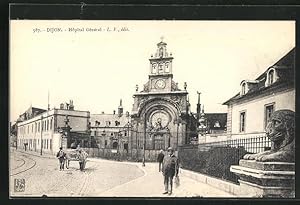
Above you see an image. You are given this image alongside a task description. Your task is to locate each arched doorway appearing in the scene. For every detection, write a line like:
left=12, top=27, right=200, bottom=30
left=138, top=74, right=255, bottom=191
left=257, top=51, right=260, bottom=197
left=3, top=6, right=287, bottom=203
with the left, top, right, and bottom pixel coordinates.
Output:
left=112, top=141, right=118, bottom=149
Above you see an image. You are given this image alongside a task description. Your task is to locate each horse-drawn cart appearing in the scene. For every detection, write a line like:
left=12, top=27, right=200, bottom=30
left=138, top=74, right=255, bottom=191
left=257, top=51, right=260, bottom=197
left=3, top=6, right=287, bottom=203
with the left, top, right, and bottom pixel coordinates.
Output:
left=65, top=149, right=88, bottom=170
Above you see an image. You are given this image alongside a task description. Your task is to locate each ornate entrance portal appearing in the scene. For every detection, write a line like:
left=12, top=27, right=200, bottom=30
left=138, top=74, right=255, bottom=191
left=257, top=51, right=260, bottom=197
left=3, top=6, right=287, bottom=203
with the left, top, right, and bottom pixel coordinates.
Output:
left=130, top=39, right=191, bottom=161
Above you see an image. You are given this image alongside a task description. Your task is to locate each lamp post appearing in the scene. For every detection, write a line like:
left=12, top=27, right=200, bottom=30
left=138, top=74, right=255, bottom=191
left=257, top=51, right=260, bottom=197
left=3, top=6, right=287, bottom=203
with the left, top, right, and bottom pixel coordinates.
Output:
left=142, top=116, right=146, bottom=167
left=198, top=115, right=207, bottom=143
left=40, top=115, right=43, bottom=155
left=174, top=118, right=181, bottom=151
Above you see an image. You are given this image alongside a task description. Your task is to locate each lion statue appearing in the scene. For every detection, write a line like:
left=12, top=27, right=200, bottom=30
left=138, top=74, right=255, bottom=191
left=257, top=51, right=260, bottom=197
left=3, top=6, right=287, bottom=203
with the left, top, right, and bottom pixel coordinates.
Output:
left=243, top=109, right=294, bottom=162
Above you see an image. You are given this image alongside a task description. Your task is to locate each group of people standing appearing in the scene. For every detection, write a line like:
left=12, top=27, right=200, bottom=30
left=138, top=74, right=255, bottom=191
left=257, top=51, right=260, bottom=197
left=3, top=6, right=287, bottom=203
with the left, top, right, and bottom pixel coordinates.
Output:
left=157, top=147, right=180, bottom=195
left=56, top=147, right=87, bottom=171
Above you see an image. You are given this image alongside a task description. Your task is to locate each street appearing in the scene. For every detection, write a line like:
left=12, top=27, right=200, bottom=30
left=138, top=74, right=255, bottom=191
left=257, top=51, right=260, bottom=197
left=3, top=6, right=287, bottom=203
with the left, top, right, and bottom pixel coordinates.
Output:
left=10, top=149, right=233, bottom=197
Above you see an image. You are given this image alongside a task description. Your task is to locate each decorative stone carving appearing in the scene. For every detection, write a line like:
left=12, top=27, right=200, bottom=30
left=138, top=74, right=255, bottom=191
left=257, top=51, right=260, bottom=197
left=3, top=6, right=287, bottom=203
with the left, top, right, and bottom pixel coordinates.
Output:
left=243, top=109, right=295, bottom=162
left=143, top=82, right=149, bottom=92
left=170, top=95, right=182, bottom=107
left=171, top=80, right=180, bottom=91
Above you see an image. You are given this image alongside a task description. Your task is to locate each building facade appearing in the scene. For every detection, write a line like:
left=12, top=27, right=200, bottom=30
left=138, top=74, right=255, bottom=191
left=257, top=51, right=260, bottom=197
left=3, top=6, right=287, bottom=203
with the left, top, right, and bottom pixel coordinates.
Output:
left=16, top=102, right=90, bottom=155
left=90, top=100, right=131, bottom=152
left=131, top=40, right=195, bottom=161
left=223, top=48, right=295, bottom=139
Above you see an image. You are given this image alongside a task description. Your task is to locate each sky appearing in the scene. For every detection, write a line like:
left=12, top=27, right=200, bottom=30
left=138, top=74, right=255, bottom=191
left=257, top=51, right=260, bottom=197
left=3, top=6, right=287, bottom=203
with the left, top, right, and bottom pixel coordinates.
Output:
left=10, top=20, right=295, bottom=122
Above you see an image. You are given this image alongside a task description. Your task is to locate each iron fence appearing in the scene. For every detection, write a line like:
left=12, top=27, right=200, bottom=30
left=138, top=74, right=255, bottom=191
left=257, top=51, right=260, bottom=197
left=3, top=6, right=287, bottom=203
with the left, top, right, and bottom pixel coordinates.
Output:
left=198, top=135, right=272, bottom=153
left=178, top=135, right=271, bottom=184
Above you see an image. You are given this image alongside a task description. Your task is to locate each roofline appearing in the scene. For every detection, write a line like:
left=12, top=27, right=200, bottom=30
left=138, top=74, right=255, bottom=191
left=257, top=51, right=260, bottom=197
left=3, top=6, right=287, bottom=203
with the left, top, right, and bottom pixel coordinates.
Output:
left=223, top=82, right=294, bottom=105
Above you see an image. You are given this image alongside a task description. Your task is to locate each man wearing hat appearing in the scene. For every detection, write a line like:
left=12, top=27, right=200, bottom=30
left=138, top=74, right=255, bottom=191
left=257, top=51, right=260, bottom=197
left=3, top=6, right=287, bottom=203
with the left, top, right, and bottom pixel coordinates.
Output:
left=56, top=147, right=66, bottom=171
left=162, top=147, right=179, bottom=195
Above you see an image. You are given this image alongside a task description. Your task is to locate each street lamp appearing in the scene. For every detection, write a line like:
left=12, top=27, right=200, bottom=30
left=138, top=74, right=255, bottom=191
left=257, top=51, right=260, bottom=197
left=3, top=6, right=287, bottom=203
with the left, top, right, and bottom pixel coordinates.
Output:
left=142, top=116, right=146, bottom=167
left=198, top=115, right=207, bottom=143
left=174, top=118, right=182, bottom=151
left=40, top=115, right=43, bottom=155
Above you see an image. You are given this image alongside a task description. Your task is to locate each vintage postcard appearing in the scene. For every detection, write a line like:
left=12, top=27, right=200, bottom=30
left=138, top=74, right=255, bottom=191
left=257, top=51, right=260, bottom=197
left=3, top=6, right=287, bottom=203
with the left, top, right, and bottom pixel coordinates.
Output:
left=9, top=20, right=295, bottom=198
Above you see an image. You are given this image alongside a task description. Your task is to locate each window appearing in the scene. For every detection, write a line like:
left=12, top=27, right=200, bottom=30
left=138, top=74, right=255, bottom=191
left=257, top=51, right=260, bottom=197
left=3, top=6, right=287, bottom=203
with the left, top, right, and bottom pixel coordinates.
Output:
left=47, top=120, right=49, bottom=130
left=50, top=118, right=53, bottom=130
left=214, top=121, right=221, bottom=128
left=104, top=140, right=107, bottom=147
left=112, top=142, right=118, bottom=149
left=268, top=70, right=274, bottom=85
left=241, top=83, right=246, bottom=95
left=165, top=62, right=170, bottom=72
left=115, top=121, right=120, bottom=126
left=265, top=103, right=275, bottom=128
left=106, top=121, right=111, bottom=126
left=124, top=143, right=128, bottom=151
left=50, top=139, right=52, bottom=150
left=124, top=131, right=127, bottom=136
left=239, top=111, right=246, bottom=132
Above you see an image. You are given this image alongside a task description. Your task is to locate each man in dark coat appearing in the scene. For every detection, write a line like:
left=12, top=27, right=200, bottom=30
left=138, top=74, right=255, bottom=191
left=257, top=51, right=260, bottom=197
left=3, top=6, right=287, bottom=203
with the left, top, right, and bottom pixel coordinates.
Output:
left=162, top=147, right=179, bottom=195
left=157, top=149, right=165, bottom=172
left=56, top=147, right=65, bottom=171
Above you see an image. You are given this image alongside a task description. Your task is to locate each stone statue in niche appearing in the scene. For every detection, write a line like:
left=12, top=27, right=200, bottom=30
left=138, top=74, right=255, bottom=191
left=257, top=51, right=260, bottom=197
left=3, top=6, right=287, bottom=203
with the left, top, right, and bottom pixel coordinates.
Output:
left=243, top=109, right=295, bottom=162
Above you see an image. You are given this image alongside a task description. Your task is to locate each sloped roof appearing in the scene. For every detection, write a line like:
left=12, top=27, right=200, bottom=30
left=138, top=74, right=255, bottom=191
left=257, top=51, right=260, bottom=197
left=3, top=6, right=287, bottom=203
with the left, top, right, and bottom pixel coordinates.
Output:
left=90, top=113, right=130, bottom=127
left=223, top=48, right=295, bottom=105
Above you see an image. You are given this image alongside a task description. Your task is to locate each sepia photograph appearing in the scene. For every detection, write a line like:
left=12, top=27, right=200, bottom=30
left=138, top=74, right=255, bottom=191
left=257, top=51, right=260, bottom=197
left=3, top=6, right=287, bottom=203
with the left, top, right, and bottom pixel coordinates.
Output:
left=9, top=20, right=295, bottom=198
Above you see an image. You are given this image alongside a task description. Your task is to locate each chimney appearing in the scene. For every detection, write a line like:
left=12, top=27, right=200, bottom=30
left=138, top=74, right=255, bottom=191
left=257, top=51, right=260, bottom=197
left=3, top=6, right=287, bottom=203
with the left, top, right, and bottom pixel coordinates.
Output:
left=118, top=99, right=123, bottom=117
left=69, top=100, right=74, bottom=110
left=60, top=103, right=64, bottom=109
left=196, top=92, right=201, bottom=121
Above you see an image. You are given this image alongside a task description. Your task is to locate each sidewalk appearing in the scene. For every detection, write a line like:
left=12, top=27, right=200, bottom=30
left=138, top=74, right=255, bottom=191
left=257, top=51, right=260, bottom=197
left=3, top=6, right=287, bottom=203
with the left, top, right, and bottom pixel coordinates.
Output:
left=95, top=159, right=234, bottom=197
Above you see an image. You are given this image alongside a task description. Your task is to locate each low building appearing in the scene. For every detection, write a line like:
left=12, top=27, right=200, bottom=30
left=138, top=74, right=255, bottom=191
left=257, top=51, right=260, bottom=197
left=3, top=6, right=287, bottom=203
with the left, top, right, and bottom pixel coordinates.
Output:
left=16, top=101, right=90, bottom=155
left=223, top=48, right=295, bottom=139
left=197, top=110, right=227, bottom=143
left=90, top=100, right=131, bottom=153
left=90, top=100, right=132, bottom=159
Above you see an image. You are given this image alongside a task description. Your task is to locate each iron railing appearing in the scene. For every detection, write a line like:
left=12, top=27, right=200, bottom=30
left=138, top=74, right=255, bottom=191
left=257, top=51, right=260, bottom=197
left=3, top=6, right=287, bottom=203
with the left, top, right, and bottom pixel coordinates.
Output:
left=178, top=135, right=271, bottom=184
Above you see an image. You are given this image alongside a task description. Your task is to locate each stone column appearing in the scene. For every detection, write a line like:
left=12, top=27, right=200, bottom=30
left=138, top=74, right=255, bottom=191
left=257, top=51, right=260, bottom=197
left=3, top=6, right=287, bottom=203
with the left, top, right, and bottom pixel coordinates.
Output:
left=230, top=159, right=295, bottom=197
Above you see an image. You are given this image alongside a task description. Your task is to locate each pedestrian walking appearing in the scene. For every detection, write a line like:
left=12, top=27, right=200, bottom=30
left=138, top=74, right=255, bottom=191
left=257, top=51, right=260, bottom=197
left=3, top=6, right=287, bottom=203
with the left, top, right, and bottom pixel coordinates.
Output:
left=162, top=147, right=179, bottom=195
left=77, top=150, right=85, bottom=171
left=64, top=152, right=70, bottom=169
left=157, top=149, right=165, bottom=172
left=56, top=147, right=65, bottom=171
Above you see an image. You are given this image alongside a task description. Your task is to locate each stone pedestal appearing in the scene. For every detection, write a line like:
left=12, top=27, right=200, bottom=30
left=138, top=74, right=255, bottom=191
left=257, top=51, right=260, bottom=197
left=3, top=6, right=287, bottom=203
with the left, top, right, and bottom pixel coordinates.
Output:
left=230, top=159, right=295, bottom=198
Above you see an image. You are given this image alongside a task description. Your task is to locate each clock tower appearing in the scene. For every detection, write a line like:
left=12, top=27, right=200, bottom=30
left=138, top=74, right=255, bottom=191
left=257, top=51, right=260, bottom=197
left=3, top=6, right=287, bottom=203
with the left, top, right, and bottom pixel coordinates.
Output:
left=131, top=38, right=191, bottom=162
left=148, top=39, right=174, bottom=92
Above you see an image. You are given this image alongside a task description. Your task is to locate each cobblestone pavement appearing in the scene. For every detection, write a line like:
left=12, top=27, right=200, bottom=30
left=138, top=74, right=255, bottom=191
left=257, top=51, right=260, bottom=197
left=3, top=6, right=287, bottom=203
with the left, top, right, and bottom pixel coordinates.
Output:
left=9, top=149, right=233, bottom=197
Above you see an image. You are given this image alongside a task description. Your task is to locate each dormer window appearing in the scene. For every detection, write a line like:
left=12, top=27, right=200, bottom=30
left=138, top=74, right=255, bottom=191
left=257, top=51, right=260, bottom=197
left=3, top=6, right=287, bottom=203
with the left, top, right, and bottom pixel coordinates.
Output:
left=241, top=83, right=246, bottom=95
left=268, top=70, right=274, bottom=84
left=240, top=81, right=248, bottom=96
left=266, top=68, right=277, bottom=87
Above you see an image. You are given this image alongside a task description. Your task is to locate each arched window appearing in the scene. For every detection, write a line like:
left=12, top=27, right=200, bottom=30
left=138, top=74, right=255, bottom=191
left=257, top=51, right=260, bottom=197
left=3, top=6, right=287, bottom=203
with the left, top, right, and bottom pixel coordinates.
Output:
left=112, top=142, right=118, bottom=149
left=268, top=69, right=274, bottom=85
left=241, top=82, right=246, bottom=95
left=266, top=68, right=277, bottom=87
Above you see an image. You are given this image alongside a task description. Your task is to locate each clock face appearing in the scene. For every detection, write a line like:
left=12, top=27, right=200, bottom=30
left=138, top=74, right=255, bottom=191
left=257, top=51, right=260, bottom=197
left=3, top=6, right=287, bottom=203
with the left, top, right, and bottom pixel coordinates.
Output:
left=155, top=79, right=166, bottom=89
left=151, top=111, right=169, bottom=128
